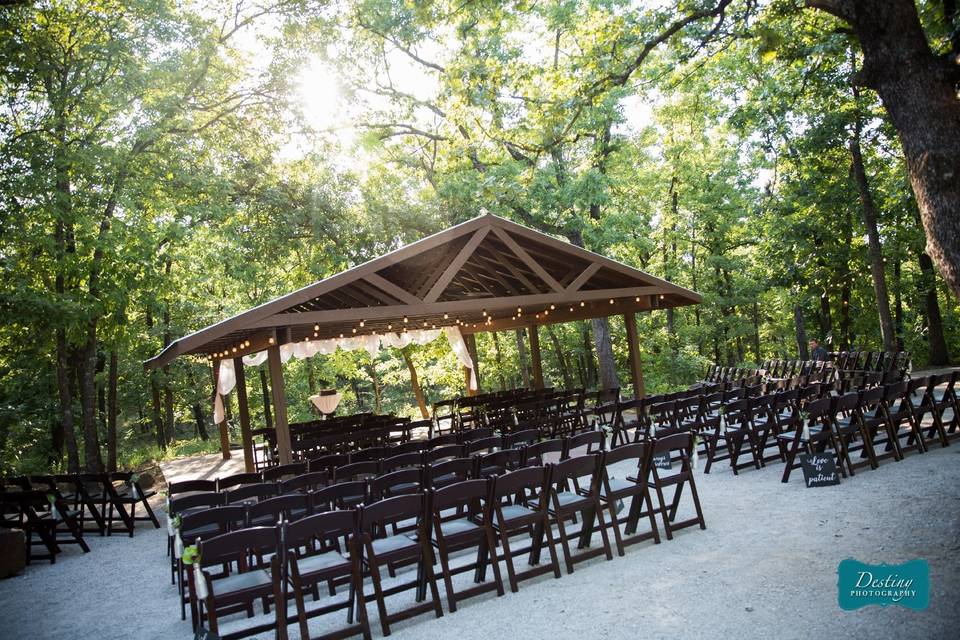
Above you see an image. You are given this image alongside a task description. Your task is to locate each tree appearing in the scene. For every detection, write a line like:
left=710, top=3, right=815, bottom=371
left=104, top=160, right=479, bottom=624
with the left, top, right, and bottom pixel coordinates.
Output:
left=806, top=0, right=960, bottom=298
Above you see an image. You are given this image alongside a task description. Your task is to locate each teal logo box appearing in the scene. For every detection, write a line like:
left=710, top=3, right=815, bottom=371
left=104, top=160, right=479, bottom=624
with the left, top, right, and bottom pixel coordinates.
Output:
left=837, top=559, right=929, bottom=610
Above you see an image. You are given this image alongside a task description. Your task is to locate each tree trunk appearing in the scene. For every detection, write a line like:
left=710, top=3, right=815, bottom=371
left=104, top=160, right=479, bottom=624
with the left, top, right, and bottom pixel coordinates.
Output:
left=794, top=304, right=809, bottom=360
left=893, top=257, right=905, bottom=350
left=919, top=251, right=950, bottom=365
left=350, top=380, right=365, bottom=412
left=107, top=350, right=118, bottom=471
left=307, top=359, right=316, bottom=394
left=546, top=325, right=573, bottom=389
left=840, top=283, right=852, bottom=351
left=464, top=333, right=481, bottom=392
left=192, top=403, right=208, bottom=441
left=78, top=329, right=104, bottom=472
left=259, top=367, right=273, bottom=429
left=592, top=317, right=620, bottom=391
left=96, top=352, right=106, bottom=447
left=401, top=347, right=429, bottom=418
left=752, top=302, right=762, bottom=363
left=581, top=323, right=597, bottom=387
left=368, top=364, right=382, bottom=413
left=849, top=102, right=896, bottom=352
left=490, top=332, right=507, bottom=391
left=840, top=204, right=853, bottom=351
left=810, top=0, right=960, bottom=297
left=818, top=292, right=833, bottom=345
left=146, top=310, right=166, bottom=451
left=55, top=330, right=80, bottom=473
left=515, top=329, right=531, bottom=388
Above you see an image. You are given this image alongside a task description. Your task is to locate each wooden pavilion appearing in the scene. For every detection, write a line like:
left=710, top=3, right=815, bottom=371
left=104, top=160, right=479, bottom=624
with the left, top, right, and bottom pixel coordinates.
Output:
left=145, top=214, right=701, bottom=470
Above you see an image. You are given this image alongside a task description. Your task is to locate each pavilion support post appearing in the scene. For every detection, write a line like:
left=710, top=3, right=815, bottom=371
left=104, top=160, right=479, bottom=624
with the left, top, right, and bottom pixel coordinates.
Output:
left=624, top=312, right=646, bottom=400
left=267, top=345, right=292, bottom=465
left=463, top=367, right=475, bottom=397
left=212, top=360, right=231, bottom=460
left=233, top=357, right=255, bottom=473
left=527, top=325, right=544, bottom=390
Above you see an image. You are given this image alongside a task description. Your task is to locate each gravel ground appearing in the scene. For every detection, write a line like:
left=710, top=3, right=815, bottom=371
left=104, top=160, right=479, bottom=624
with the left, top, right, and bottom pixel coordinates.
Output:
left=3, top=432, right=958, bottom=639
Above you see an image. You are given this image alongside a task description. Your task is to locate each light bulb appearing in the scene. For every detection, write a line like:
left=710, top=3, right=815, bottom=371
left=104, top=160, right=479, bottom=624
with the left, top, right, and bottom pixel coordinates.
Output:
left=579, top=301, right=585, bottom=307
left=443, top=313, right=449, bottom=319
left=550, top=304, right=555, bottom=310
left=359, top=320, right=365, bottom=327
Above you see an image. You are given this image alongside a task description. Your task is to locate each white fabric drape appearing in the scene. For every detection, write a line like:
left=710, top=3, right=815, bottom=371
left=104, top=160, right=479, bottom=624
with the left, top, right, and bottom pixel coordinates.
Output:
left=443, top=326, right=478, bottom=391
left=242, top=351, right=268, bottom=367
left=217, top=359, right=236, bottom=395
left=220, top=327, right=465, bottom=407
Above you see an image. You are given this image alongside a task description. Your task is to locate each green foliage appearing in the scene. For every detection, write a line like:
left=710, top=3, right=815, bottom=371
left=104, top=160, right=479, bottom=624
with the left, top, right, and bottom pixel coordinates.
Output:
left=0, top=1, right=956, bottom=475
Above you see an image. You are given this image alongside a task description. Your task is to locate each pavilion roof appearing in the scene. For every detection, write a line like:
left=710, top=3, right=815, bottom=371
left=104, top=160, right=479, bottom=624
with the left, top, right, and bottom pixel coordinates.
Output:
left=144, top=214, right=700, bottom=370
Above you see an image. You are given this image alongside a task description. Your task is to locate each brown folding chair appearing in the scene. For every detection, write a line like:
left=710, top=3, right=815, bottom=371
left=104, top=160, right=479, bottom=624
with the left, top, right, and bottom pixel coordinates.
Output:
left=191, top=526, right=286, bottom=640
left=357, top=493, right=443, bottom=636
left=283, top=510, right=370, bottom=640
left=429, top=479, right=504, bottom=612
left=542, top=455, right=612, bottom=573
left=104, top=471, right=160, bottom=536
left=647, top=433, right=706, bottom=539
left=485, top=465, right=561, bottom=593
left=595, top=442, right=660, bottom=555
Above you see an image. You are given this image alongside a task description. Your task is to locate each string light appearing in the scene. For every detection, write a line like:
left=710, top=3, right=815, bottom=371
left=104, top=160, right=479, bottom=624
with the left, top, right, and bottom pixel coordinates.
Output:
left=443, top=313, right=449, bottom=320
left=579, top=301, right=585, bottom=307
left=609, top=299, right=615, bottom=305
left=244, top=340, right=250, bottom=347
left=359, top=320, right=365, bottom=328
left=482, top=309, right=487, bottom=317
left=423, top=320, right=428, bottom=327
left=314, top=324, right=320, bottom=331
left=635, top=296, right=640, bottom=302
left=535, top=313, right=541, bottom=319
left=659, top=295, right=665, bottom=300
left=339, top=333, right=344, bottom=338
left=431, top=324, right=436, bottom=329
left=403, top=316, right=409, bottom=323
left=352, top=328, right=357, bottom=334
left=387, top=323, right=393, bottom=330
left=543, top=309, right=549, bottom=316
left=549, top=304, right=555, bottom=310
left=268, top=337, right=275, bottom=345
left=517, top=306, right=522, bottom=314
left=569, top=306, right=574, bottom=312
left=512, top=316, right=516, bottom=321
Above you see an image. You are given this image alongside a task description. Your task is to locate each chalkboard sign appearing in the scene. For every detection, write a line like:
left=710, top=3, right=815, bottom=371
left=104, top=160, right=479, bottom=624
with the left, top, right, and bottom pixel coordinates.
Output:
left=652, top=452, right=672, bottom=470
left=799, top=453, right=840, bottom=487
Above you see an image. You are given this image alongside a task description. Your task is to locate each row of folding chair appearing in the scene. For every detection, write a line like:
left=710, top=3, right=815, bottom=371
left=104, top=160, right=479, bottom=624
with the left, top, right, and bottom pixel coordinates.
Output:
left=179, top=433, right=706, bottom=639
left=2, top=471, right=159, bottom=545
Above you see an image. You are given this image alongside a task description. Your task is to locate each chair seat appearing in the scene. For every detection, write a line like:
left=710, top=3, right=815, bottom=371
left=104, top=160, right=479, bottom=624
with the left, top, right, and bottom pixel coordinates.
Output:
left=553, top=490, right=591, bottom=512
left=498, top=504, right=537, bottom=523
left=776, top=428, right=825, bottom=443
left=297, top=551, right=351, bottom=576
left=602, top=478, right=636, bottom=496
left=439, top=518, right=482, bottom=538
left=182, top=522, right=221, bottom=541
left=387, top=482, right=419, bottom=493
left=370, top=534, right=419, bottom=556
left=211, top=568, right=272, bottom=595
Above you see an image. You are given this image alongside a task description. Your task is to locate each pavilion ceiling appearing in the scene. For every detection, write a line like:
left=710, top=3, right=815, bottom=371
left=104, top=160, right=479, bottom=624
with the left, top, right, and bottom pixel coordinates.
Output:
left=144, top=214, right=701, bottom=370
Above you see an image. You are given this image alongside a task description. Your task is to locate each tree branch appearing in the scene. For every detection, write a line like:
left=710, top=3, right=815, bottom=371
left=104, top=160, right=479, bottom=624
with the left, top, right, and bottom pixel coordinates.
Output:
left=805, top=0, right=856, bottom=24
